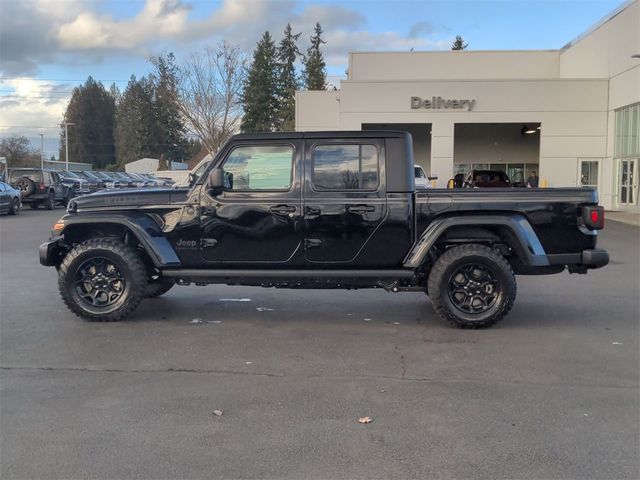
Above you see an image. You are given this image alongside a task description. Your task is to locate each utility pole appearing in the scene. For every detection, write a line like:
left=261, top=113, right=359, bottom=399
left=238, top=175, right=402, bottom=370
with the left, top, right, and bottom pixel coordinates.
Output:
left=61, top=122, right=75, bottom=171
left=39, top=133, right=44, bottom=170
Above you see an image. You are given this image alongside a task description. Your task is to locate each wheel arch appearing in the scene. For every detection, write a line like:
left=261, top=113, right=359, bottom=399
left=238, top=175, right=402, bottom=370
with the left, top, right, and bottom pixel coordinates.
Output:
left=404, top=214, right=549, bottom=269
left=60, top=214, right=181, bottom=268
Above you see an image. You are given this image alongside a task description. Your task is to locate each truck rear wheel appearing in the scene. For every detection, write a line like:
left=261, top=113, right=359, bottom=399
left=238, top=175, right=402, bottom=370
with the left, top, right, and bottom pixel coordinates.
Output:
left=427, top=244, right=516, bottom=328
left=58, top=238, right=147, bottom=321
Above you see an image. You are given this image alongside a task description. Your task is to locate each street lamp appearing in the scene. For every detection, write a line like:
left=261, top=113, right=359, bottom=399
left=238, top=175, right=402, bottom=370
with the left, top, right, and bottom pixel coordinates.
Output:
left=61, top=121, right=75, bottom=171
left=39, top=133, right=44, bottom=170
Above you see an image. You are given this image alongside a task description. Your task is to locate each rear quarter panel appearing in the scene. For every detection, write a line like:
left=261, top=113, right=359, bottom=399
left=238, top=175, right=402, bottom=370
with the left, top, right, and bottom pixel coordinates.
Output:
left=417, top=188, right=599, bottom=254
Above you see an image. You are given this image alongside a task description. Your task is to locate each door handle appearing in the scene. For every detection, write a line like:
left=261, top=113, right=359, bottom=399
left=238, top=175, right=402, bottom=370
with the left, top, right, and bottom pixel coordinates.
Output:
left=270, top=204, right=296, bottom=215
left=346, top=205, right=376, bottom=214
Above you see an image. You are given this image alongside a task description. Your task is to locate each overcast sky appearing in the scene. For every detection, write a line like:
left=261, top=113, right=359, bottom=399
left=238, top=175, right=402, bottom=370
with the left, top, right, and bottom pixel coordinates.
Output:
left=0, top=0, right=623, bottom=158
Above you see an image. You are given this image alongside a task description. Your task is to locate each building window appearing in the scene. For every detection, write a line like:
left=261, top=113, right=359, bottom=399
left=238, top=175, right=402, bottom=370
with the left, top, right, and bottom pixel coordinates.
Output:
left=454, top=163, right=537, bottom=185
left=223, top=145, right=293, bottom=190
left=580, top=160, right=599, bottom=188
left=615, top=103, right=640, bottom=159
left=312, top=144, right=379, bottom=190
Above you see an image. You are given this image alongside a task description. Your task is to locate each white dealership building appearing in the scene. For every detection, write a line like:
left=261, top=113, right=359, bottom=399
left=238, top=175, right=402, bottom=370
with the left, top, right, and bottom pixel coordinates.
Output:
left=296, top=0, right=640, bottom=210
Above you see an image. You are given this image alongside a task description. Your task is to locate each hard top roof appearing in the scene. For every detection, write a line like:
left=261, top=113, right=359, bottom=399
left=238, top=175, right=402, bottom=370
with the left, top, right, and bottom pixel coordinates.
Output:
left=229, top=130, right=411, bottom=141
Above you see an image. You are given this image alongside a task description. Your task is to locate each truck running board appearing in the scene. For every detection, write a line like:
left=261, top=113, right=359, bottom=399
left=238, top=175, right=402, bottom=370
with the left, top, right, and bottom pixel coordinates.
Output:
left=162, top=269, right=415, bottom=279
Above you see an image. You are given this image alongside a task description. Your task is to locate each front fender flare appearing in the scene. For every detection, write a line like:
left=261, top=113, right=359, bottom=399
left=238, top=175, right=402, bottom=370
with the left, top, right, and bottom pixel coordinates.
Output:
left=59, top=212, right=181, bottom=268
left=403, top=214, right=549, bottom=268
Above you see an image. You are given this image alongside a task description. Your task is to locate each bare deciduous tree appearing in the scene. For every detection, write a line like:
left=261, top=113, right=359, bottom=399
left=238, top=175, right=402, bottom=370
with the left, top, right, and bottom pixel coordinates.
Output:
left=178, top=42, right=247, bottom=155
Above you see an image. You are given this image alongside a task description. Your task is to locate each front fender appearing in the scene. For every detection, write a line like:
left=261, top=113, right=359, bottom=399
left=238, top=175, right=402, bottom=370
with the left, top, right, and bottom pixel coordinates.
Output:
left=56, top=212, right=181, bottom=268
left=403, top=214, right=549, bottom=268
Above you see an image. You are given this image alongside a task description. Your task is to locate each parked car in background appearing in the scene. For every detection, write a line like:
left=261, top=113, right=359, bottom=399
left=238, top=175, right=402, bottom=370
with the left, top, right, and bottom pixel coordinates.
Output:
left=172, top=158, right=212, bottom=188
left=56, top=171, right=92, bottom=203
left=0, top=181, right=21, bottom=215
left=448, top=169, right=514, bottom=189
left=74, top=171, right=108, bottom=189
left=94, top=172, right=125, bottom=189
left=8, top=168, right=67, bottom=209
left=414, top=165, right=437, bottom=190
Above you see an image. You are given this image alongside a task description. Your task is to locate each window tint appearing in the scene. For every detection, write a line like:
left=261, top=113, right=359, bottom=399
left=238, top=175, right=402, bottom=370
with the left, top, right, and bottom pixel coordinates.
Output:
left=313, top=144, right=378, bottom=190
left=223, top=145, right=293, bottom=190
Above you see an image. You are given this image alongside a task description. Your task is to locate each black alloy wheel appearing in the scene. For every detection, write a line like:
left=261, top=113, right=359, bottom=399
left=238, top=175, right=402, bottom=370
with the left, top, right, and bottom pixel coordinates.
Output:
left=447, top=264, right=500, bottom=314
left=74, top=257, right=126, bottom=308
left=427, top=244, right=516, bottom=329
left=58, top=238, right=147, bottom=321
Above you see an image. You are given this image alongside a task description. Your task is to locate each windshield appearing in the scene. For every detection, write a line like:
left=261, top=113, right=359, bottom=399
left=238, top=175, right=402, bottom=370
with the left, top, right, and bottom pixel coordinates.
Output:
left=59, top=171, right=81, bottom=179
left=9, top=170, right=43, bottom=182
left=187, top=161, right=211, bottom=187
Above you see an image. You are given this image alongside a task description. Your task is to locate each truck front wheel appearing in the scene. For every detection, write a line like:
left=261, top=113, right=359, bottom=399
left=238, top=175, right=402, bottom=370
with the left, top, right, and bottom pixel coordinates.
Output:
left=427, top=244, right=516, bottom=328
left=145, top=277, right=175, bottom=298
left=58, top=238, right=147, bottom=321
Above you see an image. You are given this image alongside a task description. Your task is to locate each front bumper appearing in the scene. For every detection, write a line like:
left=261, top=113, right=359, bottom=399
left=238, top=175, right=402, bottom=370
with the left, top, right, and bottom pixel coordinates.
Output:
left=39, top=237, right=64, bottom=267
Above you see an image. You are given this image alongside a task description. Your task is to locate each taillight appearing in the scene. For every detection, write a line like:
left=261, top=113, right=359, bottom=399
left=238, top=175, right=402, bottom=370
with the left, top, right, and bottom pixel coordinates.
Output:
left=583, top=205, right=605, bottom=230
left=37, top=183, right=46, bottom=191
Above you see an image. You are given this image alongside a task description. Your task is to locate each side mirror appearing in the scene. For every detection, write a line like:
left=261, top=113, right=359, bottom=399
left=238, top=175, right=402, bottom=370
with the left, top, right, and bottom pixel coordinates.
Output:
left=427, top=175, right=438, bottom=181
left=208, top=168, right=224, bottom=189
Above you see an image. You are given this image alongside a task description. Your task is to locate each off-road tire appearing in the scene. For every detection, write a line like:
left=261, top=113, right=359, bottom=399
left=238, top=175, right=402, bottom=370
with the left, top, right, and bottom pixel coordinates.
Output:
left=8, top=198, right=20, bottom=215
left=427, top=244, right=516, bottom=329
left=44, top=191, right=55, bottom=210
left=64, top=190, right=75, bottom=207
left=145, top=277, right=175, bottom=298
left=58, top=238, right=147, bottom=321
left=15, top=177, right=35, bottom=197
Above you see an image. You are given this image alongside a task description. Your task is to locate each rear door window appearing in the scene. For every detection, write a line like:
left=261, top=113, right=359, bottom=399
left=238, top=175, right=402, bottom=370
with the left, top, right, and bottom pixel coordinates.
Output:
left=312, top=144, right=379, bottom=191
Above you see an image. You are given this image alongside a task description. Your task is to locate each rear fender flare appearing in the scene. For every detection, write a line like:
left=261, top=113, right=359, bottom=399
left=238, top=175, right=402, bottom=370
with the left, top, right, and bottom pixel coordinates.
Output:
left=60, top=213, right=181, bottom=268
left=403, top=214, right=549, bottom=268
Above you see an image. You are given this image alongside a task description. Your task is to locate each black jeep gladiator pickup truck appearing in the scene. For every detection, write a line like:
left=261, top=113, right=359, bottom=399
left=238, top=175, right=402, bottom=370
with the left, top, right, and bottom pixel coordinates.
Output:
left=39, top=131, right=608, bottom=328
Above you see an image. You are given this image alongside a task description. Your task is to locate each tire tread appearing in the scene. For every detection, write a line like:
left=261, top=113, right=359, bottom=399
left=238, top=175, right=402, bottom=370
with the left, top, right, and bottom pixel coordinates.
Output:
left=427, top=244, right=516, bottom=329
left=58, top=238, right=147, bottom=322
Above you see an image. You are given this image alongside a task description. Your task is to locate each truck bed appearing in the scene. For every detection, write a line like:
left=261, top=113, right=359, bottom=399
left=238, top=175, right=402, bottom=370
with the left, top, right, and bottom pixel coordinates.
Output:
left=416, top=188, right=599, bottom=254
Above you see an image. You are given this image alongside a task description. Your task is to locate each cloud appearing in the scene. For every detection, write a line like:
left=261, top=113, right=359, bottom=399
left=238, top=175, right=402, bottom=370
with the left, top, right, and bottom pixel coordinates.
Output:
left=57, top=0, right=191, bottom=50
left=408, top=21, right=436, bottom=39
left=0, top=78, right=69, bottom=136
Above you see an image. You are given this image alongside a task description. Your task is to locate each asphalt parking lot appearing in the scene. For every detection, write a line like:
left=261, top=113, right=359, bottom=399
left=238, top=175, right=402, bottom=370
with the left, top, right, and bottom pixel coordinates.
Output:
left=1, top=208, right=639, bottom=479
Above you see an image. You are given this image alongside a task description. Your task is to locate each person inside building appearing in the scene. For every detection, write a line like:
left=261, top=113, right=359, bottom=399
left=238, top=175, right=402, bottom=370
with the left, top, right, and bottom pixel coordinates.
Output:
left=526, top=171, right=539, bottom=188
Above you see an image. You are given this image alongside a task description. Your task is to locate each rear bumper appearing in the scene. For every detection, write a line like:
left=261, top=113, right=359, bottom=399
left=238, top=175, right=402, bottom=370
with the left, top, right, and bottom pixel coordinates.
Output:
left=39, top=237, right=64, bottom=267
left=547, top=248, right=609, bottom=270
left=21, top=193, right=48, bottom=203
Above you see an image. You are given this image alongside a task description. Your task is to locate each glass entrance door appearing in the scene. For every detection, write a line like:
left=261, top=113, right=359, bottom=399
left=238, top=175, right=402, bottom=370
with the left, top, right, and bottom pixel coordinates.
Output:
left=619, top=159, right=638, bottom=205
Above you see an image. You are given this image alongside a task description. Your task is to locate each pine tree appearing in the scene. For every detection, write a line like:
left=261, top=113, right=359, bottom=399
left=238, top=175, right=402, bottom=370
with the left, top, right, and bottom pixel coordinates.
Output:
left=241, top=31, right=278, bottom=133
left=150, top=52, right=188, bottom=163
left=451, top=35, right=468, bottom=50
left=304, top=23, right=327, bottom=91
left=60, top=76, right=116, bottom=169
left=114, top=76, right=156, bottom=167
left=275, top=24, right=301, bottom=131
